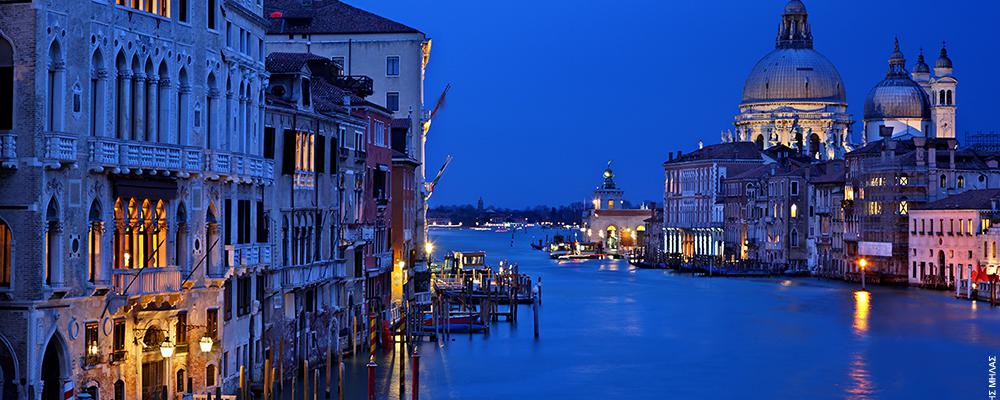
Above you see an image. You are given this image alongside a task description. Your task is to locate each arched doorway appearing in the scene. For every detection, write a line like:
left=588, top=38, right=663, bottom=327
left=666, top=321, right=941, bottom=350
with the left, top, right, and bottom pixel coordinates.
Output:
left=938, top=250, right=946, bottom=282
left=41, top=334, right=67, bottom=400
left=808, top=133, right=821, bottom=159
left=0, top=335, right=18, bottom=400
left=605, top=226, right=618, bottom=253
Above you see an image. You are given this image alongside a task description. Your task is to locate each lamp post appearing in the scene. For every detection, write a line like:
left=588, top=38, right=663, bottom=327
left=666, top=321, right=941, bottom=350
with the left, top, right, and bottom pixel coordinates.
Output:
left=858, top=258, right=868, bottom=291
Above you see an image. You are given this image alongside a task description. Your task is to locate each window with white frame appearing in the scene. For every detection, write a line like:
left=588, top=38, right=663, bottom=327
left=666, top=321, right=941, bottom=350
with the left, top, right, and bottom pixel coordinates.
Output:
left=386, top=56, right=400, bottom=76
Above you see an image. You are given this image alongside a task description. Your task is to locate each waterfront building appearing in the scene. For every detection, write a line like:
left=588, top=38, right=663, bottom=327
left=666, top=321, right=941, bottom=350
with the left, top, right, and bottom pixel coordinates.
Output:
left=907, top=189, right=1000, bottom=291
left=262, top=51, right=370, bottom=380
left=663, top=142, right=765, bottom=259
left=357, top=94, right=395, bottom=325
left=842, top=133, right=1000, bottom=284
left=720, top=147, right=811, bottom=269
left=264, top=0, right=432, bottom=276
left=583, top=164, right=652, bottom=256
left=723, top=0, right=853, bottom=160
left=390, top=119, right=419, bottom=302
left=0, top=1, right=271, bottom=399
left=807, top=160, right=847, bottom=276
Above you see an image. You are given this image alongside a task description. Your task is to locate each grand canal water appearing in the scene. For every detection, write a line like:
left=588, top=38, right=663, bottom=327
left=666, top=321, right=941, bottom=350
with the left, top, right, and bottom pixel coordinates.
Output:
left=342, top=228, right=1000, bottom=399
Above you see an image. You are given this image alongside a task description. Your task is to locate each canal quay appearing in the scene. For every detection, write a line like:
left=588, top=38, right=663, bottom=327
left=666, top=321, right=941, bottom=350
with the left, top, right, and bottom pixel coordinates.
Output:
left=342, top=227, right=1000, bottom=399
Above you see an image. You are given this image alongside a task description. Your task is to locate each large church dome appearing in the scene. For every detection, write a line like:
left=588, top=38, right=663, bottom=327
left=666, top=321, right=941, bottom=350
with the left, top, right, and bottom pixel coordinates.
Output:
left=863, top=40, right=931, bottom=120
left=740, top=1, right=846, bottom=105
left=742, top=49, right=846, bottom=104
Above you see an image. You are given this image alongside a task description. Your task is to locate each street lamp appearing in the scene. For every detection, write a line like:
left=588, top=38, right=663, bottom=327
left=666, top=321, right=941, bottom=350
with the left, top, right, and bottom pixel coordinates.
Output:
left=858, top=258, right=868, bottom=291
left=159, top=339, right=175, bottom=358
left=199, top=336, right=214, bottom=353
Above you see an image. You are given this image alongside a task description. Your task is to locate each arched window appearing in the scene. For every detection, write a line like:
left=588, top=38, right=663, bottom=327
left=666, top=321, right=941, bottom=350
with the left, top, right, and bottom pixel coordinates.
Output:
left=157, top=61, right=169, bottom=143
left=142, top=58, right=154, bottom=141
left=88, top=200, right=103, bottom=283
left=45, top=197, right=63, bottom=286
left=90, top=49, right=106, bottom=137
left=47, top=40, right=65, bottom=132
left=940, top=174, right=947, bottom=189
left=946, top=90, right=953, bottom=105
left=958, top=175, right=965, bottom=189
left=130, top=55, right=140, bottom=139
left=205, top=364, right=216, bottom=387
left=114, top=380, right=124, bottom=400
left=176, top=369, right=186, bottom=393
left=177, top=67, right=189, bottom=145
left=175, top=203, right=188, bottom=271
left=790, top=229, right=798, bottom=247
left=939, top=90, right=946, bottom=105
left=115, top=51, right=128, bottom=139
left=0, top=36, right=13, bottom=131
left=790, top=203, right=798, bottom=218
left=206, top=73, right=217, bottom=149
left=0, top=219, right=11, bottom=286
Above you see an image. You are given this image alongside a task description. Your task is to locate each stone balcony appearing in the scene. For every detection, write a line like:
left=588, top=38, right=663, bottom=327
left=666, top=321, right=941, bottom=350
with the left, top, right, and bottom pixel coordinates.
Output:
left=88, top=137, right=202, bottom=175
left=111, top=267, right=182, bottom=297
left=227, top=243, right=271, bottom=267
left=0, top=133, right=15, bottom=169
left=206, top=150, right=275, bottom=184
left=270, top=260, right=344, bottom=289
left=44, top=132, right=78, bottom=165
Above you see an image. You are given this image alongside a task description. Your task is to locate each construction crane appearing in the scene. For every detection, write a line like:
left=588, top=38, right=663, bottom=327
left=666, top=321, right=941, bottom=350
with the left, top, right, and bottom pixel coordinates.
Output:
left=422, top=83, right=451, bottom=137
left=424, top=154, right=453, bottom=201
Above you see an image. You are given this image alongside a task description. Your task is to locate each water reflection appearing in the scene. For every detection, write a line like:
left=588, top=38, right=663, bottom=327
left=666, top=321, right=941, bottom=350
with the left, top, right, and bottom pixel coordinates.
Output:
left=853, top=290, right=870, bottom=336
left=846, top=352, right=875, bottom=399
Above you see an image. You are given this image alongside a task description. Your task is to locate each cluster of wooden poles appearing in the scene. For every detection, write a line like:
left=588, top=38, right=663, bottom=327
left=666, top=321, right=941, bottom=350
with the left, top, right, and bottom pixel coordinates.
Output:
left=427, top=266, right=542, bottom=340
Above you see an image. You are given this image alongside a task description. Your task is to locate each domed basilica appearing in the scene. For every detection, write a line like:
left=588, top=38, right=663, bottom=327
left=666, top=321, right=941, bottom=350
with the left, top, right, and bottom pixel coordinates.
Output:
left=722, top=0, right=957, bottom=159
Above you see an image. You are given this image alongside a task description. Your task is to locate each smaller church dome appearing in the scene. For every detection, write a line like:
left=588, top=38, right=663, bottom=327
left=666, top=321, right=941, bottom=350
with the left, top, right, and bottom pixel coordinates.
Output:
left=913, top=49, right=930, bottom=74
left=864, top=39, right=931, bottom=121
left=936, top=44, right=953, bottom=69
left=784, top=0, right=806, bottom=14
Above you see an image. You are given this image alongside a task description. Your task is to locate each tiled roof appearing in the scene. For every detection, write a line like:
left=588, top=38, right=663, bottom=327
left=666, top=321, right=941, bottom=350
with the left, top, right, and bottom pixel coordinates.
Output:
left=265, top=52, right=328, bottom=74
left=809, top=160, right=846, bottom=184
left=914, top=189, right=1000, bottom=211
left=266, top=0, right=421, bottom=35
left=391, top=118, right=411, bottom=129
left=665, top=142, right=763, bottom=165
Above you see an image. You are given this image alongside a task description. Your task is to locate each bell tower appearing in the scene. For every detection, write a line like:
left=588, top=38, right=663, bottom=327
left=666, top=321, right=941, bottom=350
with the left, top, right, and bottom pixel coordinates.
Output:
left=930, top=43, right=957, bottom=138
left=593, top=161, right=624, bottom=210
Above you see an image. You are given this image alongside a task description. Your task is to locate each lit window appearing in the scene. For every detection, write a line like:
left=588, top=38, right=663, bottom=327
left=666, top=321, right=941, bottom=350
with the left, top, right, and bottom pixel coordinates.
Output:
left=0, top=220, right=10, bottom=286
left=898, top=201, right=908, bottom=215
left=790, top=204, right=798, bottom=218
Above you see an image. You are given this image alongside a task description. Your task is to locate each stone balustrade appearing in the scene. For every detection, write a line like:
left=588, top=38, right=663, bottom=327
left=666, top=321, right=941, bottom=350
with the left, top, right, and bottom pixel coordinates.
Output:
left=87, top=137, right=204, bottom=174
left=111, top=267, right=182, bottom=296
left=228, top=243, right=272, bottom=267
left=0, top=133, right=15, bottom=168
left=44, top=132, right=78, bottom=163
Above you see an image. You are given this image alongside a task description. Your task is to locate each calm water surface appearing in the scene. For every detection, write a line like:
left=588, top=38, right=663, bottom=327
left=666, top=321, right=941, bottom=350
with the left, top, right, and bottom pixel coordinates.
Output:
left=342, top=228, right=1000, bottom=399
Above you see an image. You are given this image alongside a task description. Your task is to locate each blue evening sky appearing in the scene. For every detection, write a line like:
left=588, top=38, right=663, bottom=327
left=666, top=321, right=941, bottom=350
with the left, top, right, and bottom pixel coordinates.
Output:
left=346, top=0, right=1000, bottom=208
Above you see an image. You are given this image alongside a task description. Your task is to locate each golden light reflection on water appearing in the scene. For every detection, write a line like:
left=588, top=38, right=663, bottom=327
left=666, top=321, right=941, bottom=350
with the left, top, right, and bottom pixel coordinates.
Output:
left=846, top=352, right=875, bottom=399
left=853, top=290, right=870, bottom=336
left=848, top=290, right=875, bottom=399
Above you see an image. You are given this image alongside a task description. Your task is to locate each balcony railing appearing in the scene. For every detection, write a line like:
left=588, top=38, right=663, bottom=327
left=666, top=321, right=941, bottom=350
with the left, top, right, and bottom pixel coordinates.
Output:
left=44, top=132, right=78, bottom=164
left=354, top=150, right=367, bottom=162
left=88, top=137, right=204, bottom=174
left=338, top=147, right=350, bottom=159
left=332, top=75, right=374, bottom=97
left=0, top=133, right=15, bottom=168
left=228, top=243, right=272, bottom=267
left=111, top=267, right=182, bottom=296
left=204, top=150, right=231, bottom=175
left=272, top=260, right=341, bottom=289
